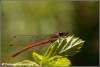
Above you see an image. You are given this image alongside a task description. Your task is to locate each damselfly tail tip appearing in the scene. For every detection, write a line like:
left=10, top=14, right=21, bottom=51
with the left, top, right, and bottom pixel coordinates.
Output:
left=12, top=55, right=14, bottom=57
left=12, top=54, right=16, bottom=57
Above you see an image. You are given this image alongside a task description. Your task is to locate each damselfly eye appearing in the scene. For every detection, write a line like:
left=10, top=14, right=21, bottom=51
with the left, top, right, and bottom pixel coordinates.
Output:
left=59, top=31, right=68, bottom=36
left=65, top=31, right=68, bottom=34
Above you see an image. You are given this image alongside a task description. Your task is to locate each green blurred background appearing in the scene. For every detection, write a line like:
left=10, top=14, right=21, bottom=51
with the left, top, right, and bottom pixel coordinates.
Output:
left=1, top=1, right=99, bottom=66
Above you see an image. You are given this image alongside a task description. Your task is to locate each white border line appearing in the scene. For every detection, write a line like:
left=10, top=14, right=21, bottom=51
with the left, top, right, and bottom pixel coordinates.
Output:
left=1, top=0, right=99, bottom=1
left=0, top=0, right=1, bottom=66
left=0, top=0, right=99, bottom=67
left=99, top=0, right=100, bottom=66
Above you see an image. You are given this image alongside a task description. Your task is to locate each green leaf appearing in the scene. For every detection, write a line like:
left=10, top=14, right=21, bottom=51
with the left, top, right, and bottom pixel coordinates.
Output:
left=48, top=56, right=71, bottom=66
left=59, top=35, right=85, bottom=56
left=32, top=52, right=43, bottom=64
left=42, top=35, right=85, bottom=65
left=42, top=55, right=71, bottom=66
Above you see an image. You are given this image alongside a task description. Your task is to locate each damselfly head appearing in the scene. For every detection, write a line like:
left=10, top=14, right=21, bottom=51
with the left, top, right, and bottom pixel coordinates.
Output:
left=59, top=31, right=68, bottom=37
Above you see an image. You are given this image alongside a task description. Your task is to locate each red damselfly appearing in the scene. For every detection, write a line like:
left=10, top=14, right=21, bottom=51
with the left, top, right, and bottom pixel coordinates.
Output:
left=8, top=32, right=68, bottom=57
